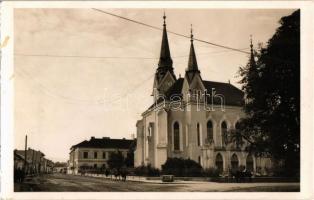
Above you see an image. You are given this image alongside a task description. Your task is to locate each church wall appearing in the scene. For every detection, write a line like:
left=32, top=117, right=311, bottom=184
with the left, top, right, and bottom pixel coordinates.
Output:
left=134, top=120, right=144, bottom=167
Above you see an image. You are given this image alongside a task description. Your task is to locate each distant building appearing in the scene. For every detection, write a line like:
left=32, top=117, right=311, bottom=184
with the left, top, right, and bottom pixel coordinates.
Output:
left=14, top=148, right=53, bottom=174
left=14, top=150, right=29, bottom=170
left=68, top=137, right=135, bottom=174
left=53, top=162, right=67, bottom=173
left=43, top=158, right=54, bottom=174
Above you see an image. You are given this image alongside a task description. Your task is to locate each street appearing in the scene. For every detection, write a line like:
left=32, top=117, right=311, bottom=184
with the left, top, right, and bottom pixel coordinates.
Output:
left=14, top=173, right=300, bottom=192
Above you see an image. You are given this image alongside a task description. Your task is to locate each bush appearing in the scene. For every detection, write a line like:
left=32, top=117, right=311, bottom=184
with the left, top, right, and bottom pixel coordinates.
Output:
left=134, top=164, right=160, bottom=177
left=202, top=167, right=220, bottom=177
left=161, top=158, right=203, bottom=177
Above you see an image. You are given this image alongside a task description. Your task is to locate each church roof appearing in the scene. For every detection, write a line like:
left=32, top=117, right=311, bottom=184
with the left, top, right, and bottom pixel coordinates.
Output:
left=71, top=137, right=135, bottom=150
left=148, top=78, right=244, bottom=109
left=202, top=80, right=244, bottom=106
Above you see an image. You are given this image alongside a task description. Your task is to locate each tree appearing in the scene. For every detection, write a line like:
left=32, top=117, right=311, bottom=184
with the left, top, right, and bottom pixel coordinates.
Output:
left=238, top=10, right=300, bottom=176
left=107, top=151, right=125, bottom=170
left=124, top=140, right=136, bottom=167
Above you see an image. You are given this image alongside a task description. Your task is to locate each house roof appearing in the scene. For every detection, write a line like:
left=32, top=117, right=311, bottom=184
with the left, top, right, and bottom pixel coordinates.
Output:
left=71, top=137, right=135, bottom=150
left=148, top=78, right=244, bottom=110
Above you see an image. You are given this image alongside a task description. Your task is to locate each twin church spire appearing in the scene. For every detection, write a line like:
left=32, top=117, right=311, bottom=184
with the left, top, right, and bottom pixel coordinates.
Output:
left=156, top=13, right=199, bottom=85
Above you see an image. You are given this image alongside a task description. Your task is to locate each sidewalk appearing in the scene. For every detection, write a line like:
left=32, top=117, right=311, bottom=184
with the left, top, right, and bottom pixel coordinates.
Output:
left=81, top=173, right=197, bottom=184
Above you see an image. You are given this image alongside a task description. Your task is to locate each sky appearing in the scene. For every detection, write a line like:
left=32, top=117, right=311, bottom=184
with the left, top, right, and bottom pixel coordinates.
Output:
left=14, top=8, right=296, bottom=162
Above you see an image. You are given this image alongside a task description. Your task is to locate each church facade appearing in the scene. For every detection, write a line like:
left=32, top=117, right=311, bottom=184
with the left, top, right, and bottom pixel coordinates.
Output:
left=134, top=15, right=271, bottom=175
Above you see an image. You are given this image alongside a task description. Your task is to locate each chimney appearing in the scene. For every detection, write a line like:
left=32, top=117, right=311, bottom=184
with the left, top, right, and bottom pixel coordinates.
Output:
left=91, top=136, right=95, bottom=140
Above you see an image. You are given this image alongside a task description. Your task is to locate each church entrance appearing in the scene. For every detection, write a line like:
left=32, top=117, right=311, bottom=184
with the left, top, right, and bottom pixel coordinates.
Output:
left=215, top=154, right=223, bottom=173
left=231, top=154, right=239, bottom=171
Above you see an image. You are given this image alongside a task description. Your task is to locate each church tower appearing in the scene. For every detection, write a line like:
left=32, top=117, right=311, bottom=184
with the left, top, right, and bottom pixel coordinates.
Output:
left=152, top=13, right=176, bottom=98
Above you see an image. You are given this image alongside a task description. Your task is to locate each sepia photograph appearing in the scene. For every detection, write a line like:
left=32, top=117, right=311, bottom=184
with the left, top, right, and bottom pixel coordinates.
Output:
left=1, top=1, right=314, bottom=199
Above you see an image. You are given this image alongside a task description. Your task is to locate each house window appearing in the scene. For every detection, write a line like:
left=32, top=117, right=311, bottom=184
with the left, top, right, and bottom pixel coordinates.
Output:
left=83, top=152, right=88, bottom=159
left=102, top=152, right=106, bottom=159
left=94, top=152, right=98, bottom=159
left=207, top=120, right=213, bottom=143
left=197, top=123, right=201, bottom=146
left=173, top=122, right=180, bottom=151
left=221, top=121, right=228, bottom=145
left=94, top=164, right=97, bottom=168
left=198, top=156, right=201, bottom=164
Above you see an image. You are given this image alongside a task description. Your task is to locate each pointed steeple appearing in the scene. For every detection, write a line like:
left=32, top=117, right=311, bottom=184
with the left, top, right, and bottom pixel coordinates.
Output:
left=158, top=12, right=173, bottom=69
left=152, top=12, right=176, bottom=96
left=187, top=25, right=199, bottom=72
left=185, top=25, right=200, bottom=83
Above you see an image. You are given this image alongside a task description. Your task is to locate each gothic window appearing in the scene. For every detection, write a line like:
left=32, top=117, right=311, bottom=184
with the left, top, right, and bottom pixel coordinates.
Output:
left=173, top=122, right=180, bottom=151
left=221, top=121, right=228, bottom=145
left=197, top=123, right=201, bottom=146
left=215, top=154, right=223, bottom=173
left=231, top=154, right=239, bottom=170
left=185, top=125, right=189, bottom=147
left=207, top=120, right=214, bottom=143
left=246, top=154, right=254, bottom=172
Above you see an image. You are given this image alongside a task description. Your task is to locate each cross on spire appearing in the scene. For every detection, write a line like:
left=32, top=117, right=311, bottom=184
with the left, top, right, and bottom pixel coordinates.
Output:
left=163, top=10, right=166, bottom=26
left=190, top=24, right=194, bottom=42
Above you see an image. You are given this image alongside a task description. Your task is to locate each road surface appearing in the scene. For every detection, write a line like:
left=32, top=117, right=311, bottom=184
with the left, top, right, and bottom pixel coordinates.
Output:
left=14, top=173, right=300, bottom=192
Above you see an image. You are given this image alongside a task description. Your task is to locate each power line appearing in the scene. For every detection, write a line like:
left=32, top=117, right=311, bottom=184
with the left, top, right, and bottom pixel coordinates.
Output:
left=15, top=65, right=154, bottom=105
left=14, top=53, right=157, bottom=60
left=91, top=8, right=250, bottom=55
left=14, top=48, right=249, bottom=60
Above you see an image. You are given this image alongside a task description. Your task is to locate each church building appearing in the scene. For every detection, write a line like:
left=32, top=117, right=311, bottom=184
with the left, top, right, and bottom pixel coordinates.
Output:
left=134, top=15, right=271, bottom=175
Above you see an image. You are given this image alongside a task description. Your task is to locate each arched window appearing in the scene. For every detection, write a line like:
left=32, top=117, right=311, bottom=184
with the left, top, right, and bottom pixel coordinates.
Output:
left=246, top=154, right=254, bottom=172
left=207, top=120, right=213, bottom=143
left=221, top=121, right=228, bottom=144
left=173, top=122, right=180, bottom=151
left=197, top=123, right=201, bottom=146
left=231, top=154, right=239, bottom=170
left=215, top=154, right=223, bottom=173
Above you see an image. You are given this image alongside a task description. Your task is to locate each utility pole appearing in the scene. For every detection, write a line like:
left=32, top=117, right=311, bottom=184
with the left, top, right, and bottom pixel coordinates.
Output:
left=24, top=135, right=28, bottom=174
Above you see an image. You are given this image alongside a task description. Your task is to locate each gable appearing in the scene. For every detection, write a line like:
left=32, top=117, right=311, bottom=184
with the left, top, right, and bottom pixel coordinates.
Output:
left=189, top=74, right=205, bottom=91
left=157, top=71, right=176, bottom=93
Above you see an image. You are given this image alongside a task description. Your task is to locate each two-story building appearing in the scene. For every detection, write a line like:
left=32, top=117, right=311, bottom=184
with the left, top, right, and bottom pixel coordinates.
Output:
left=68, top=137, right=135, bottom=174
